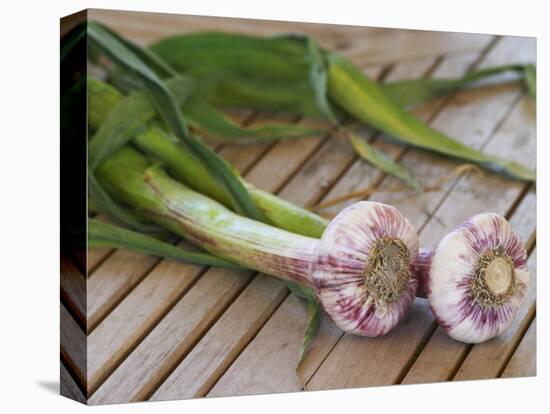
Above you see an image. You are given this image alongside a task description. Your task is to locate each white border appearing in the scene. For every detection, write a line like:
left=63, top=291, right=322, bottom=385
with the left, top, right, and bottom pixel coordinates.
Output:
left=0, top=1, right=546, bottom=413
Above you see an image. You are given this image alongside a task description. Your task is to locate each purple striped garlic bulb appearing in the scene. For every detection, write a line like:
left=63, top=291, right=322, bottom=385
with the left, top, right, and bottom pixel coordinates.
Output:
left=312, top=202, right=419, bottom=336
left=416, top=213, right=530, bottom=343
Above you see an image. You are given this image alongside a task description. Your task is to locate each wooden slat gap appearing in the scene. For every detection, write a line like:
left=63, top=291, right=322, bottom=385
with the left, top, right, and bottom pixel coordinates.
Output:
left=61, top=361, right=87, bottom=403
left=418, top=90, right=527, bottom=235
left=87, top=109, right=310, bottom=399
left=137, top=272, right=265, bottom=401
left=87, top=248, right=115, bottom=275
left=60, top=352, right=88, bottom=399
left=148, top=63, right=394, bottom=394
left=504, top=183, right=535, bottom=221
left=60, top=293, right=86, bottom=333
left=495, top=310, right=536, bottom=379
left=194, top=287, right=293, bottom=398
left=393, top=321, right=440, bottom=384
left=65, top=249, right=87, bottom=277
left=230, top=114, right=303, bottom=176
left=87, top=265, right=212, bottom=396
left=88, top=255, right=166, bottom=333
left=60, top=254, right=87, bottom=330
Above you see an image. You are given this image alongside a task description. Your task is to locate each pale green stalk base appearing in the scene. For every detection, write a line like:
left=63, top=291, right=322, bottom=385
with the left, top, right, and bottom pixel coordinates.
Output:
left=96, top=146, right=318, bottom=286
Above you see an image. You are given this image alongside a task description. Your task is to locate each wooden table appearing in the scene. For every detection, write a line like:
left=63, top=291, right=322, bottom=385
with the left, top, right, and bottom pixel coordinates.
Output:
left=60, top=9, right=537, bottom=404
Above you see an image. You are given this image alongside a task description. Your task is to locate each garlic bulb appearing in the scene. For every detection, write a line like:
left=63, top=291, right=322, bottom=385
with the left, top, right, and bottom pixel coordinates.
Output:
left=421, top=213, right=530, bottom=343
left=313, top=201, right=419, bottom=336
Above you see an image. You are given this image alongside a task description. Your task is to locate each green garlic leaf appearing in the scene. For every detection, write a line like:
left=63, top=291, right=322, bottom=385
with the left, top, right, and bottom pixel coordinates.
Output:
left=279, top=279, right=322, bottom=370
left=88, top=21, right=268, bottom=223
left=327, top=53, right=535, bottom=182
left=297, top=299, right=322, bottom=370
left=183, top=96, right=322, bottom=142
left=382, top=64, right=528, bottom=107
left=88, top=76, right=193, bottom=170
left=306, top=37, right=339, bottom=124
left=349, top=132, right=422, bottom=191
left=88, top=218, right=242, bottom=269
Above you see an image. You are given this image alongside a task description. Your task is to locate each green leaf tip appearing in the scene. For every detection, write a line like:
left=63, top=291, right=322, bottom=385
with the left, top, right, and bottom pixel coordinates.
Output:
left=349, top=132, right=422, bottom=191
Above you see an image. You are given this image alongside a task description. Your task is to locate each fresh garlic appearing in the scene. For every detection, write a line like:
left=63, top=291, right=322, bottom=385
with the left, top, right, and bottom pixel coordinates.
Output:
left=312, top=201, right=419, bottom=336
left=415, top=213, right=530, bottom=343
left=97, top=148, right=419, bottom=337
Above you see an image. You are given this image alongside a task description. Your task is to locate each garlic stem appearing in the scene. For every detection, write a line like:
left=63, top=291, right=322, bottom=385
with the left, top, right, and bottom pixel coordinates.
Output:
left=97, top=147, right=419, bottom=336
left=144, top=164, right=319, bottom=287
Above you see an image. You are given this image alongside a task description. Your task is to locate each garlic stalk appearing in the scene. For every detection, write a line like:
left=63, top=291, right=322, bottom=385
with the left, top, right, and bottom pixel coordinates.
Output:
left=97, top=147, right=419, bottom=337
left=413, top=213, right=530, bottom=343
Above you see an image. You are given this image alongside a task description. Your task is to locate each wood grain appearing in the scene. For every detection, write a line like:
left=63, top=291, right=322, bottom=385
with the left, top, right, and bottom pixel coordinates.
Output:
left=87, top=243, right=205, bottom=393
left=61, top=362, right=86, bottom=403
left=209, top=294, right=344, bottom=397
left=89, top=267, right=254, bottom=404
left=501, top=316, right=536, bottom=378
left=60, top=255, right=86, bottom=328
left=60, top=303, right=86, bottom=388
left=150, top=274, right=288, bottom=400
left=87, top=249, right=161, bottom=331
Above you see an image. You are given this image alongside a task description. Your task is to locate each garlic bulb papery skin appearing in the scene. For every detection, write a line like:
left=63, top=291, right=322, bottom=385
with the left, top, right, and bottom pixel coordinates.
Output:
left=426, top=213, right=530, bottom=343
left=313, top=202, right=419, bottom=337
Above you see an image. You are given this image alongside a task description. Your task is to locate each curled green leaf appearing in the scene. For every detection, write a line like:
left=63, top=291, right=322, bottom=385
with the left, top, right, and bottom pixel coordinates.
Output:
left=348, top=132, right=422, bottom=191
left=151, top=32, right=325, bottom=118
left=382, top=64, right=529, bottom=107
left=327, top=53, right=535, bottom=182
left=93, top=21, right=177, bottom=78
left=183, top=96, right=321, bottom=142
left=279, top=279, right=321, bottom=370
left=88, top=76, right=193, bottom=170
left=297, top=299, right=321, bottom=369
